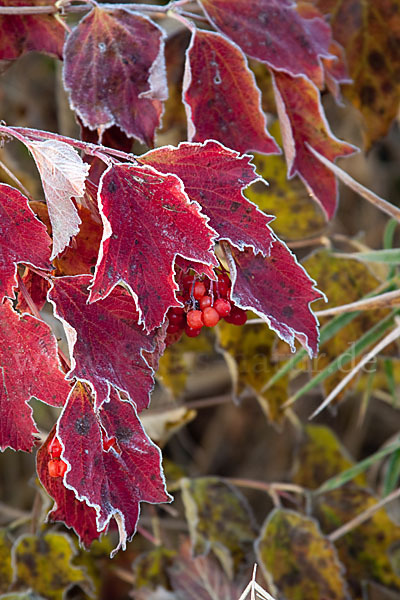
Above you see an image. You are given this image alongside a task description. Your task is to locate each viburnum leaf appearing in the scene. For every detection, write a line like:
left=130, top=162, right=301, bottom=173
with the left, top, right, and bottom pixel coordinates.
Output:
left=37, top=427, right=102, bottom=548
left=225, top=239, right=323, bottom=357
left=63, top=7, right=167, bottom=145
left=198, top=0, right=333, bottom=87
left=89, top=162, right=218, bottom=332
left=0, top=0, right=64, bottom=61
left=0, top=184, right=51, bottom=300
left=0, top=300, right=70, bottom=452
left=25, top=139, right=90, bottom=259
left=49, top=275, right=157, bottom=410
left=57, top=384, right=171, bottom=556
left=183, top=29, right=279, bottom=155
left=16, top=268, right=50, bottom=314
left=141, top=140, right=274, bottom=257
left=271, top=71, right=356, bottom=218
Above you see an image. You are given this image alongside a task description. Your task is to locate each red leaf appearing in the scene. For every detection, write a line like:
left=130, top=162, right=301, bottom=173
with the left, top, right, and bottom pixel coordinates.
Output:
left=49, top=275, right=157, bottom=410
left=323, top=41, right=352, bottom=103
left=57, top=384, right=171, bottom=556
left=272, top=71, right=356, bottom=219
left=183, top=29, right=279, bottom=155
left=0, top=0, right=64, bottom=61
left=141, top=141, right=274, bottom=257
left=0, top=301, right=70, bottom=452
left=16, top=269, right=50, bottom=314
left=37, top=427, right=102, bottom=548
left=198, top=0, right=332, bottom=87
left=63, top=7, right=167, bottom=145
left=89, top=162, right=218, bottom=332
left=226, top=239, right=323, bottom=357
left=0, top=184, right=51, bottom=300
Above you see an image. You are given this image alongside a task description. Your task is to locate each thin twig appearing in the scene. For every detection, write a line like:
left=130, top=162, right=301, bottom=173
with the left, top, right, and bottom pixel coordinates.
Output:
left=315, top=288, right=400, bottom=317
left=222, top=477, right=306, bottom=496
left=0, top=155, right=33, bottom=198
left=328, top=486, right=400, bottom=542
left=0, top=0, right=193, bottom=15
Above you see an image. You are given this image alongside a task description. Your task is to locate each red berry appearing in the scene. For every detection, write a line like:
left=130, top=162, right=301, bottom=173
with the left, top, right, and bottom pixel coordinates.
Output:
left=214, top=280, right=229, bottom=298
left=187, top=310, right=203, bottom=329
left=224, top=306, right=247, bottom=325
left=49, top=436, right=62, bottom=459
left=48, top=458, right=67, bottom=478
left=199, top=295, right=212, bottom=310
left=167, top=323, right=181, bottom=334
left=58, top=460, right=67, bottom=477
left=185, top=325, right=202, bottom=338
left=202, top=306, right=220, bottom=327
left=169, top=311, right=185, bottom=325
left=170, top=305, right=184, bottom=316
left=193, top=281, right=206, bottom=299
left=214, top=298, right=231, bottom=317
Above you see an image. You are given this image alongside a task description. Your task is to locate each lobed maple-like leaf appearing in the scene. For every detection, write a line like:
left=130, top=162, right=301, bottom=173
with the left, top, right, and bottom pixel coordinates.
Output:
left=0, top=301, right=70, bottom=452
left=183, top=29, right=279, bottom=155
left=89, top=162, right=218, bottom=332
left=36, top=427, right=102, bottom=548
left=0, top=0, right=64, bottom=61
left=49, top=275, right=157, bottom=410
left=63, top=7, right=167, bottom=146
left=141, top=140, right=274, bottom=257
left=0, top=184, right=51, bottom=300
left=226, top=239, right=323, bottom=357
left=198, top=0, right=333, bottom=87
left=272, top=71, right=356, bottom=219
left=57, top=384, right=171, bottom=556
left=25, top=139, right=90, bottom=259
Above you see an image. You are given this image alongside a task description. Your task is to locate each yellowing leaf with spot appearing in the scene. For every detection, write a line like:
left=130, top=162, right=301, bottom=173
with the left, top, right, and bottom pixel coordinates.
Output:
left=12, top=533, right=89, bottom=600
left=0, top=530, right=12, bottom=594
left=133, top=547, right=177, bottom=590
left=256, top=509, right=349, bottom=600
left=216, top=317, right=289, bottom=424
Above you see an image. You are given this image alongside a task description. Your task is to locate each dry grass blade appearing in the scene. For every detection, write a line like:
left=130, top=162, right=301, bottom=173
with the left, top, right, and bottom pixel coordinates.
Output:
left=314, top=288, right=400, bottom=317
left=238, top=565, right=277, bottom=600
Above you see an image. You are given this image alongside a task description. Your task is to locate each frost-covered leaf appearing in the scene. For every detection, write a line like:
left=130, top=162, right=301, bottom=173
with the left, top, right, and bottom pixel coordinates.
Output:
left=141, top=140, right=274, bottom=256
left=0, top=184, right=51, bottom=300
left=49, top=275, right=157, bottom=410
left=256, top=508, right=349, bottom=600
left=226, top=240, right=322, bottom=357
left=183, top=29, right=279, bottom=155
left=198, top=0, right=333, bottom=87
left=272, top=71, right=356, bottom=219
left=63, top=7, right=167, bottom=145
left=0, top=301, right=70, bottom=452
left=58, top=384, right=171, bottom=556
left=16, top=269, right=49, bottom=314
left=0, top=0, right=64, bottom=61
left=89, top=162, right=217, bottom=332
left=36, top=427, right=102, bottom=548
left=12, top=533, right=89, bottom=600
left=25, top=139, right=90, bottom=259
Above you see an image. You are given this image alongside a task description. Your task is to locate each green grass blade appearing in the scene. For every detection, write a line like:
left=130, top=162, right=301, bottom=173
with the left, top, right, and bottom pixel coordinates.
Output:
left=336, top=249, right=400, bottom=264
left=383, top=439, right=400, bottom=496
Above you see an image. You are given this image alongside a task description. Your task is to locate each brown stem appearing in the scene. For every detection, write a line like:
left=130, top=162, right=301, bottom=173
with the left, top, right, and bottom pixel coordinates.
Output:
left=0, top=0, right=193, bottom=15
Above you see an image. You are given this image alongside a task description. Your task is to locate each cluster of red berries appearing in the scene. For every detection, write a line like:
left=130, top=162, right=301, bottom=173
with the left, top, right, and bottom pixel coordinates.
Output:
left=166, top=270, right=247, bottom=338
left=48, top=436, right=67, bottom=478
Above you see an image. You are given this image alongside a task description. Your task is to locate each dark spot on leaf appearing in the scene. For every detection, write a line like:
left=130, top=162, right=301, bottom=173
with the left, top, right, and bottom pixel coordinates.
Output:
left=360, top=85, right=376, bottom=106
left=282, top=306, right=293, bottom=318
left=75, top=415, right=90, bottom=436
left=368, top=50, right=385, bottom=71
left=108, top=180, right=117, bottom=193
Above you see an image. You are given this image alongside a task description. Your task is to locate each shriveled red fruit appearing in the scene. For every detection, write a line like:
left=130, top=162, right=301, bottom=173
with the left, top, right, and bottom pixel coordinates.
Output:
left=224, top=306, right=247, bottom=326
left=48, top=458, right=67, bottom=478
left=199, top=295, right=212, bottom=310
left=58, top=460, right=67, bottom=477
left=187, top=310, right=203, bottom=329
left=49, top=436, right=62, bottom=459
left=185, top=325, right=202, bottom=338
left=202, top=306, right=220, bottom=327
left=193, top=281, right=206, bottom=299
left=214, top=298, right=231, bottom=317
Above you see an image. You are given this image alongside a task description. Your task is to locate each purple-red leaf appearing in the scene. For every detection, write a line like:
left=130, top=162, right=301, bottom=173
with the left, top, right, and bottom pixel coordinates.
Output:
left=0, top=184, right=51, bottom=300
left=272, top=71, right=357, bottom=219
left=57, top=384, right=171, bottom=556
left=89, top=162, right=218, bottom=332
left=198, top=0, right=333, bottom=87
left=226, top=239, right=323, bottom=357
left=49, top=275, right=156, bottom=410
left=183, top=29, right=279, bottom=155
left=0, top=0, right=64, bottom=61
left=141, top=140, right=274, bottom=257
left=63, top=7, right=167, bottom=145
left=0, top=301, right=70, bottom=452
left=37, top=427, right=102, bottom=548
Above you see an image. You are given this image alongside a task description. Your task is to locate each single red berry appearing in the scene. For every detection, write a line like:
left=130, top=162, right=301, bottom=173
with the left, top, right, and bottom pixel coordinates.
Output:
left=214, top=298, right=231, bottom=317
left=193, top=281, right=206, bottom=299
left=58, top=460, right=67, bottom=477
left=49, top=436, right=62, bottom=459
left=48, top=459, right=59, bottom=478
left=199, top=295, right=212, bottom=310
left=224, top=306, right=247, bottom=325
left=168, top=311, right=185, bottom=325
left=185, top=325, right=202, bottom=338
left=187, top=310, right=203, bottom=329
left=167, top=323, right=182, bottom=334
left=170, top=305, right=184, bottom=316
left=202, top=306, right=220, bottom=327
